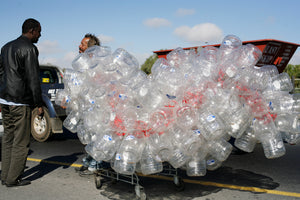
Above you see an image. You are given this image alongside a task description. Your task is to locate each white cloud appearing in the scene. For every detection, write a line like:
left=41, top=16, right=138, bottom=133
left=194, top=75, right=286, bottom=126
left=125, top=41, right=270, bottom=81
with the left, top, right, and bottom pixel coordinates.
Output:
left=176, top=8, right=195, bottom=17
left=39, top=51, right=76, bottom=69
left=98, top=34, right=115, bottom=44
left=131, top=52, right=152, bottom=66
left=39, top=57, right=58, bottom=66
left=289, top=49, right=300, bottom=65
left=174, top=23, right=223, bottom=45
left=37, top=40, right=60, bottom=54
left=143, top=18, right=172, bottom=28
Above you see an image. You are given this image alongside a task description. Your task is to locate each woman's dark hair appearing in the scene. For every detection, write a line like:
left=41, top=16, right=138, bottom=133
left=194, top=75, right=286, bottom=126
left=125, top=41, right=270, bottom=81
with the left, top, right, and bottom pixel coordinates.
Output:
left=85, top=33, right=100, bottom=47
left=22, top=18, right=40, bottom=34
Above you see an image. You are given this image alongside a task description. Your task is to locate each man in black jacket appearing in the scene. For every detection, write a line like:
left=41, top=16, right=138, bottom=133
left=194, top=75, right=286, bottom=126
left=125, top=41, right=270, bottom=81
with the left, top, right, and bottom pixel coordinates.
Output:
left=0, top=18, right=44, bottom=187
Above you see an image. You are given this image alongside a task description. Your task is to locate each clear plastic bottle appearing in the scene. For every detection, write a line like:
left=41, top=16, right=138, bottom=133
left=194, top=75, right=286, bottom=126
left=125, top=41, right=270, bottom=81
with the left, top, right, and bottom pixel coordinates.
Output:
left=167, top=125, right=191, bottom=168
left=149, top=106, right=174, bottom=132
left=205, top=154, right=223, bottom=171
left=63, top=110, right=81, bottom=133
left=271, top=72, right=293, bottom=92
left=147, top=131, right=173, bottom=162
left=86, top=129, right=123, bottom=162
left=139, top=143, right=163, bottom=175
left=197, top=108, right=226, bottom=140
left=253, top=115, right=286, bottom=159
left=76, top=122, right=93, bottom=145
left=282, top=132, right=300, bottom=145
left=217, top=35, right=242, bottom=66
left=186, top=144, right=208, bottom=176
left=72, top=53, right=90, bottom=72
left=225, top=105, right=252, bottom=138
left=113, top=48, right=139, bottom=78
left=175, top=105, right=198, bottom=128
left=207, top=138, right=232, bottom=162
left=274, top=113, right=300, bottom=133
left=234, top=126, right=257, bottom=152
left=113, top=133, right=145, bottom=175
left=236, top=44, right=262, bottom=69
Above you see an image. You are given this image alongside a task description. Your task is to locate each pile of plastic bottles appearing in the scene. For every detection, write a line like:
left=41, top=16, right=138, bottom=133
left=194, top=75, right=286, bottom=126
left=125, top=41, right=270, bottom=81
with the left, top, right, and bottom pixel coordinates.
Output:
left=56, top=35, right=300, bottom=177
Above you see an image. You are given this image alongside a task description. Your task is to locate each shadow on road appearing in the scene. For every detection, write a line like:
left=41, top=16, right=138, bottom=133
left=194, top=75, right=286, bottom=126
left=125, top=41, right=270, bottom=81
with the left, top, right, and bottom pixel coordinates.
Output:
left=23, top=152, right=83, bottom=181
left=97, top=166, right=279, bottom=200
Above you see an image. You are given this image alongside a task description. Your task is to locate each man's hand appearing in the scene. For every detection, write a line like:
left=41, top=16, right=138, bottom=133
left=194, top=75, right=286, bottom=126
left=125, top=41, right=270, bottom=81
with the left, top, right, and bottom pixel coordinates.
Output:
left=37, top=106, right=44, bottom=116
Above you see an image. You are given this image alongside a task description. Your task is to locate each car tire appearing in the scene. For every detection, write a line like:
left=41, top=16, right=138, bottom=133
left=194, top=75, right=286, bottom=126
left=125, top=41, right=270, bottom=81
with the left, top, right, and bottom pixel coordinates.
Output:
left=31, top=106, right=52, bottom=142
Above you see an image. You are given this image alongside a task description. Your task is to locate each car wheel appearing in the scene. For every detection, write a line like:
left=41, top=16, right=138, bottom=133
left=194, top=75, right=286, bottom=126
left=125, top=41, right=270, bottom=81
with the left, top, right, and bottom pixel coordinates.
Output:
left=31, top=106, right=52, bottom=142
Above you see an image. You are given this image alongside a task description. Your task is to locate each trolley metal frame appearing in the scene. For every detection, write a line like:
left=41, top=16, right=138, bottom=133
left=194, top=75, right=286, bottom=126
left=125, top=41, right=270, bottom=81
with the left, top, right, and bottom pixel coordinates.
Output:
left=94, top=162, right=185, bottom=200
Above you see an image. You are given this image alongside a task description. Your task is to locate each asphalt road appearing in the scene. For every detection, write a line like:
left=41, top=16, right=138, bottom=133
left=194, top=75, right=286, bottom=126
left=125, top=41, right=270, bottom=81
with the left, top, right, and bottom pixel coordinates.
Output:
left=0, top=129, right=300, bottom=200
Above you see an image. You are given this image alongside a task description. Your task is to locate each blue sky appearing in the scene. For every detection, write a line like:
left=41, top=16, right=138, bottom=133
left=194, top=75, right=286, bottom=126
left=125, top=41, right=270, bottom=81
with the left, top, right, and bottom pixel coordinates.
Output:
left=0, top=0, right=299, bottom=69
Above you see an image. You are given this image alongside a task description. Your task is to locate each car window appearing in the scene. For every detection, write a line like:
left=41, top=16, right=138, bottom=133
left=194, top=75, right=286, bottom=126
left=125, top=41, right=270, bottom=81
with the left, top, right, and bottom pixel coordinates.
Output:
left=40, top=68, right=57, bottom=84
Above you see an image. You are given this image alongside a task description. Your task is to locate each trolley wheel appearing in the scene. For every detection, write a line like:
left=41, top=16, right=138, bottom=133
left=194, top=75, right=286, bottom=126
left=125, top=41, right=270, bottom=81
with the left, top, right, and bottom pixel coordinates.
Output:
left=109, top=170, right=118, bottom=184
left=135, top=185, right=147, bottom=200
left=94, top=174, right=103, bottom=189
left=174, top=176, right=185, bottom=191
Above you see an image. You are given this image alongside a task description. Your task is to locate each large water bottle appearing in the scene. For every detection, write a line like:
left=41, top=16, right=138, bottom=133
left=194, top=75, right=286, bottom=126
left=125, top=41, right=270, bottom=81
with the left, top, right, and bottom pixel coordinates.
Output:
left=224, top=104, right=252, bottom=138
left=136, top=81, right=165, bottom=111
left=234, top=125, right=257, bottom=152
left=186, top=144, right=208, bottom=176
left=253, top=115, right=286, bottom=159
left=149, top=106, right=174, bottom=132
left=175, top=105, right=198, bottom=128
left=282, top=132, right=300, bottom=145
left=84, top=45, right=112, bottom=70
left=241, top=90, right=268, bottom=118
left=113, top=133, right=145, bottom=175
left=207, top=138, right=232, bottom=162
left=139, top=143, right=163, bottom=175
left=270, top=72, right=293, bottom=92
left=181, top=83, right=206, bottom=109
left=193, top=46, right=218, bottom=80
left=72, top=53, right=90, bottom=72
left=155, top=65, right=183, bottom=99
left=275, top=113, right=300, bottom=134
left=63, top=110, right=81, bottom=133
left=147, top=131, right=173, bottom=162
left=120, top=69, right=148, bottom=91
left=263, top=91, right=294, bottom=114
left=236, top=44, right=262, bottom=68
left=197, top=108, right=227, bottom=140
left=205, top=154, right=223, bottom=171
left=217, top=35, right=242, bottom=66
left=240, top=65, right=271, bottom=91
left=167, top=125, right=191, bottom=168
left=113, top=48, right=139, bottom=78
left=55, top=89, right=70, bottom=109
left=76, top=122, right=93, bottom=145
left=85, top=130, right=122, bottom=162
left=166, top=47, right=195, bottom=71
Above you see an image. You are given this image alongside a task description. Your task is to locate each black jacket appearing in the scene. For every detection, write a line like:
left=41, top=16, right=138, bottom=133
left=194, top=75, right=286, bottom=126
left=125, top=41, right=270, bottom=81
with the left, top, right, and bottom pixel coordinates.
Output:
left=0, top=35, right=43, bottom=107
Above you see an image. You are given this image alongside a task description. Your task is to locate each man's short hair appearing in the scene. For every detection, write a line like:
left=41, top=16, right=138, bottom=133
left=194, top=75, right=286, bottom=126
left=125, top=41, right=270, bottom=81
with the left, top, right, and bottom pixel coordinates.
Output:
left=85, top=33, right=100, bottom=47
left=22, top=18, right=40, bottom=34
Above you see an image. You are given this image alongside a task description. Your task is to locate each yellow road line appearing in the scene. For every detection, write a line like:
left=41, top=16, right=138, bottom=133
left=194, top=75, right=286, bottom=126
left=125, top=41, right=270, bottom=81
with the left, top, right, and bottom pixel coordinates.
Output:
left=27, top=157, right=82, bottom=168
left=27, top=157, right=300, bottom=198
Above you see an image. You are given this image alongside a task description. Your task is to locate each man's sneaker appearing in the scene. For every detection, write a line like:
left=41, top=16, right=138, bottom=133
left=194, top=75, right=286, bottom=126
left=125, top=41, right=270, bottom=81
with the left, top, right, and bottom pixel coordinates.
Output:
left=79, top=170, right=94, bottom=176
left=1, top=180, right=5, bottom=185
left=75, top=165, right=88, bottom=173
left=6, top=179, right=31, bottom=187
left=88, top=160, right=97, bottom=172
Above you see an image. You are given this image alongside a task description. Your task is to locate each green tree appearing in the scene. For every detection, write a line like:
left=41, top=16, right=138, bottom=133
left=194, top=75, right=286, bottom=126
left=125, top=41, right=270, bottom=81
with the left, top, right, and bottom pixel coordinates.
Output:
left=284, top=64, right=300, bottom=93
left=284, top=64, right=300, bottom=78
left=141, top=54, right=158, bottom=74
